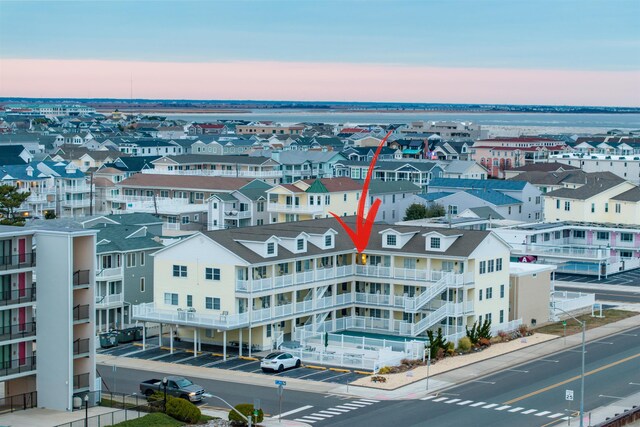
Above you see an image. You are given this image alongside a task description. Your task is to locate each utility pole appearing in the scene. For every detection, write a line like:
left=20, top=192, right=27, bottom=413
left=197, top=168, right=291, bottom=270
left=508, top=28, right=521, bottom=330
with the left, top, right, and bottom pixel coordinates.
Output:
left=89, top=171, right=94, bottom=216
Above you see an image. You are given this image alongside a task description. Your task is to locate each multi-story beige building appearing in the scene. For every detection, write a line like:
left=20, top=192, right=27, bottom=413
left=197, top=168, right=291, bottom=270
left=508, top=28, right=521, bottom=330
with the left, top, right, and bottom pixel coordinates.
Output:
left=133, top=218, right=513, bottom=363
left=236, top=122, right=305, bottom=136
left=266, top=178, right=363, bottom=223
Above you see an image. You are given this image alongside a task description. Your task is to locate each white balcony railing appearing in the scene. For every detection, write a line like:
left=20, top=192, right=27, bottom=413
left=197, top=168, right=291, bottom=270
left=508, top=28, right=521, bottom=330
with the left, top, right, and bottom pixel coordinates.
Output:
left=96, top=267, right=122, bottom=279
left=112, top=196, right=206, bottom=214
left=61, top=199, right=91, bottom=208
left=95, top=293, right=124, bottom=307
left=141, top=169, right=283, bottom=178
left=267, top=202, right=323, bottom=214
left=224, top=210, right=251, bottom=219
left=511, top=244, right=609, bottom=260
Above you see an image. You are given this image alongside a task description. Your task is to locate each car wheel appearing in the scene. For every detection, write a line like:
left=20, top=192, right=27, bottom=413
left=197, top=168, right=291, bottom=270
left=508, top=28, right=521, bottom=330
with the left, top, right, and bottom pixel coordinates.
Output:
left=295, top=359, right=301, bottom=368
left=261, top=368, right=268, bottom=373
left=144, top=389, right=153, bottom=397
left=278, top=364, right=284, bottom=372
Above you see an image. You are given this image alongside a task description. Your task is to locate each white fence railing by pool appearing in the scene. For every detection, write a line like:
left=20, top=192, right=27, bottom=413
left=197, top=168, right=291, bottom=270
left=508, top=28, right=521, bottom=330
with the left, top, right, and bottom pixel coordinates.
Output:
left=550, top=292, right=595, bottom=320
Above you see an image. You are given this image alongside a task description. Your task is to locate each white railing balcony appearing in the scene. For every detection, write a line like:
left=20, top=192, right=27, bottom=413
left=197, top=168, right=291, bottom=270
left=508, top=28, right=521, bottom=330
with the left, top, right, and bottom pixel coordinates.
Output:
left=114, top=196, right=205, bottom=214
left=142, top=169, right=284, bottom=178
left=511, top=244, right=608, bottom=260
left=64, top=184, right=93, bottom=194
left=164, top=222, right=181, bottom=230
left=267, top=202, right=323, bottom=214
left=224, top=210, right=251, bottom=219
left=95, top=293, right=124, bottom=307
left=354, top=292, right=392, bottom=306
left=96, top=267, right=122, bottom=279
left=236, top=265, right=355, bottom=293
left=355, top=265, right=393, bottom=278
left=61, top=199, right=91, bottom=208
left=274, top=273, right=294, bottom=288
left=133, top=302, right=249, bottom=329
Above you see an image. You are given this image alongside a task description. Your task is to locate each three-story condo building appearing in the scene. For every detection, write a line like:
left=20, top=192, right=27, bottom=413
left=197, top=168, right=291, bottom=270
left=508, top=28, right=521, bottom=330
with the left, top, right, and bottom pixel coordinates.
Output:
left=133, top=217, right=511, bottom=360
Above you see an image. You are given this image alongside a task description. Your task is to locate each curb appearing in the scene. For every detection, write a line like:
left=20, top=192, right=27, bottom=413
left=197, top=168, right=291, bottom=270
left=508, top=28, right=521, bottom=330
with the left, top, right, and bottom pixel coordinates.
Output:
left=239, top=356, right=259, bottom=361
left=329, top=367, right=350, bottom=373
left=354, top=370, right=373, bottom=375
left=305, top=365, right=327, bottom=370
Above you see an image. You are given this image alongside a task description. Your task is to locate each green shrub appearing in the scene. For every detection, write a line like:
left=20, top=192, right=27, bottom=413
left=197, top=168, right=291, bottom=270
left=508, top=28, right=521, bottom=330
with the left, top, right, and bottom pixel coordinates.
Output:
left=228, top=403, right=264, bottom=426
left=478, top=318, right=492, bottom=340
left=166, top=396, right=201, bottom=424
left=457, top=336, right=472, bottom=352
left=446, top=341, right=455, bottom=356
left=378, top=366, right=391, bottom=374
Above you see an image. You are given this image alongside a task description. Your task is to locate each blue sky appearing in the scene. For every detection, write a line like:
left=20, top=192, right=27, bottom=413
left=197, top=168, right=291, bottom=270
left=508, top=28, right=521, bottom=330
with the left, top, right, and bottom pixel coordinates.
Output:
left=1, top=0, right=639, bottom=71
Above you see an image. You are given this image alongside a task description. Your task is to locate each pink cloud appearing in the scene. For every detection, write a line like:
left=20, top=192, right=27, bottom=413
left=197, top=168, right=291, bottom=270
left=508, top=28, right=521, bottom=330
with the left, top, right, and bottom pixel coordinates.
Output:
left=1, top=58, right=638, bottom=106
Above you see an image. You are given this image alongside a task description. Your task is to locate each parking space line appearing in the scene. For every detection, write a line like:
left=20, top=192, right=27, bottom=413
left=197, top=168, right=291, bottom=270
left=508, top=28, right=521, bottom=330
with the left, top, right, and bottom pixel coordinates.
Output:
left=320, top=372, right=351, bottom=382
left=298, top=370, right=326, bottom=379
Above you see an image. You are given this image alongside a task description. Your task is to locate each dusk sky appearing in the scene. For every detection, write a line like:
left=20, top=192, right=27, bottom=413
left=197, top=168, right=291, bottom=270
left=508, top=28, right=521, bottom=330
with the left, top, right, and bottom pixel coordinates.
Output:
left=0, top=0, right=638, bottom=106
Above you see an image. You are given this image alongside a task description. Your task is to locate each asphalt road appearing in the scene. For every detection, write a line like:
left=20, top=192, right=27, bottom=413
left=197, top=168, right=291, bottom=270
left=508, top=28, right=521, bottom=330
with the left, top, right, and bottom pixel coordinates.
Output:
left=99, top=326, right=640, bottom=426
left=555, top=286, right=640, bottom=303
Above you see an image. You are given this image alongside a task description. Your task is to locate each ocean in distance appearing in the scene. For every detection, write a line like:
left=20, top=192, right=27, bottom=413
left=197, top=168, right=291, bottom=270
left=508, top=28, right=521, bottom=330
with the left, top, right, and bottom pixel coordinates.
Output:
left=163, top=110, right=640, bottom=130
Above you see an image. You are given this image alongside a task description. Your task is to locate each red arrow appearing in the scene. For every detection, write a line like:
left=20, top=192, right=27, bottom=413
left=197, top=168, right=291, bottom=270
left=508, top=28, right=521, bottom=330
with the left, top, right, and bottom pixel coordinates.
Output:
left=330, top=130, right=393, bottom=253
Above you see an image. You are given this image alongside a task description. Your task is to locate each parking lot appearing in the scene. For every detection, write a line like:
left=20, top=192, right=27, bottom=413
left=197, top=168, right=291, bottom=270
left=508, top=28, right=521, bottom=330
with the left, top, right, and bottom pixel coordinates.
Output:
left=556, top=268, right=640, bottom=286
left=98, top=344, right=367, bottom=385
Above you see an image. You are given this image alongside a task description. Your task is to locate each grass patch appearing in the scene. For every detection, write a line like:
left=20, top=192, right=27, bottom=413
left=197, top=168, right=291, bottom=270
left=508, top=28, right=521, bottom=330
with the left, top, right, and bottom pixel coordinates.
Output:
left=534, top=309, right=639, bottom=336
left=112, top=412, right=183, bottom=427
left=99, top=398, right=139, bottom=410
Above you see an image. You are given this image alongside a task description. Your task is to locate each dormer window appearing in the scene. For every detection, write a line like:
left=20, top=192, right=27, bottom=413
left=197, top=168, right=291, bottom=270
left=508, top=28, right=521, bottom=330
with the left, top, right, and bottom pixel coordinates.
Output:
left=267, top=242, right=275, bottom=255
left=297, top=238, right=304, bottom=251
left=324, top=235, right=332, bottom=247
left=386, top=235, right=397, bottom=246
left=430, top=237, right=441, bottom=249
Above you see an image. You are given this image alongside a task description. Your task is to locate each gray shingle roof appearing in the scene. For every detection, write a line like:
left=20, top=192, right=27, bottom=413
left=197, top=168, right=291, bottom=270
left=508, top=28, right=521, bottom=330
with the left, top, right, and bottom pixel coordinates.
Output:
left=611, top=186, right=640, bottom=202
left=429, top=178, right=527, bottom=191
left=201, top=216, right=491, bottom=264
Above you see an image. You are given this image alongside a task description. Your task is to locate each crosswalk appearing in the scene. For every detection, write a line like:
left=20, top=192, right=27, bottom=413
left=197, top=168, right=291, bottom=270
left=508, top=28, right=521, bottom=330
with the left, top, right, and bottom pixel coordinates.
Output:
left=293, top=398, right=380, bottom=424
left=420, top=395, right=569, bottom=420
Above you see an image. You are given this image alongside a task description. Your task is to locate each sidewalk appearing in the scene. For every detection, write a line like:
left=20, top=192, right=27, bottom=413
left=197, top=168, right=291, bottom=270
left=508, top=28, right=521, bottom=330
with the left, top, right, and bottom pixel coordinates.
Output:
left=0, top=406, right=145, bottom=427
left=202, top=408, right=313, bottom=426
left=565, top=390, right=640, bottom=427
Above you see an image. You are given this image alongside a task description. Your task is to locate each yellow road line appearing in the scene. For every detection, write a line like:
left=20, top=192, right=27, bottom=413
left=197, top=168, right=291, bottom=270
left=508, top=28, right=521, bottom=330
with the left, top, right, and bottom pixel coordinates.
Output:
left=504, top=352, right=640, bottom=404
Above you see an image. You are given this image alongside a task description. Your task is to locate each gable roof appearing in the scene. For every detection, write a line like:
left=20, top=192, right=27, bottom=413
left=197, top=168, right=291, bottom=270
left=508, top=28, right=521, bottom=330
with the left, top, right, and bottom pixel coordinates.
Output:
left=303, top=177, right=363, bottom=193
left=118, top=173, right=253, bottom=191
left=545, top=176, right=628, bottom=200
left=610, top=186, right=640, bottom=202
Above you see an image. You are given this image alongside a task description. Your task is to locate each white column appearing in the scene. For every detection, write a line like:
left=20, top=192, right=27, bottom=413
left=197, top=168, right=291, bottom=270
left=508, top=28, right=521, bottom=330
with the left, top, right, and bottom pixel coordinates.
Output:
left=170, top=326, right=174, bottom=354
left=142, top=322, right=146, bottom=350
left=121, top=307, right=125, bottom=328
left=159, top=324, right=163, bottom=347
left=239, top=328, right=243, bottom=357
left=106, top=308, right=110, bottom=331
left=248, top=327, right=252, bottom=358
left=193, top=329, right=197, bottom=357
left=223, top=330, right=227, bottom=361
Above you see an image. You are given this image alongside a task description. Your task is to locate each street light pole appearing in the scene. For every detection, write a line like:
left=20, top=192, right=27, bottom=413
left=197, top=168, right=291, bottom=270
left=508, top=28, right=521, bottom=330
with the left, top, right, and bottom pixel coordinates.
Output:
left=162, top=377, right=168, bottom=414
left=84, top=394, right=89, bottom=427
left=553, top=305, right=586, bottom=427
left=205, top=393, right=253, bottom=427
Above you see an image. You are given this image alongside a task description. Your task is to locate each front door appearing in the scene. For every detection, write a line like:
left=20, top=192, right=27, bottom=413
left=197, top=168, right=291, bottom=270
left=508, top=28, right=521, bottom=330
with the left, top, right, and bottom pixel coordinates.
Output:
left=18, top=307, right=26, bottom=331
left=18, top=342, right=26, bottom=365
left=18, top=273, right=26, bottom=298
left=18, top=238, right=26, bottom=263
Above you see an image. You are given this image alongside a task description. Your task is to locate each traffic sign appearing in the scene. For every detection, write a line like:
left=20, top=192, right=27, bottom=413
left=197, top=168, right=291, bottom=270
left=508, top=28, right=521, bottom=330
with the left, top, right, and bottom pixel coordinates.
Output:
left=565, top=389, right=574, bottom=401
left=275, top=380, right=286, bottom=386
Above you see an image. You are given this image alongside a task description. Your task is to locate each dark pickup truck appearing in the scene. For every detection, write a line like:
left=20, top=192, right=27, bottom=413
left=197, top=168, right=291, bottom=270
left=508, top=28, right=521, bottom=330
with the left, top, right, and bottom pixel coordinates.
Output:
left=139, top=376, right=205, bottom=402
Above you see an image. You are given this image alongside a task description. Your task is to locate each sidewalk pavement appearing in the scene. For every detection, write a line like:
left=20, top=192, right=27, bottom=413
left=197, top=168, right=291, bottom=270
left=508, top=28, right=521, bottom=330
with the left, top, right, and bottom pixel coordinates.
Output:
left=0, top=406, right=145, bottom=427
left=202, top=408, right=313, bottom=426
left=565, top=390, right=640, bottom=427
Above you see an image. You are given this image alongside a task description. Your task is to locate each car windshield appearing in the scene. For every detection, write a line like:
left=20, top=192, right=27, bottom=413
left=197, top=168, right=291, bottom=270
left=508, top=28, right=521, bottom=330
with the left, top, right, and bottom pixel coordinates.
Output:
left=175, top=378, right=193, bottom=388
left=265, top=353, right=281, bottom=359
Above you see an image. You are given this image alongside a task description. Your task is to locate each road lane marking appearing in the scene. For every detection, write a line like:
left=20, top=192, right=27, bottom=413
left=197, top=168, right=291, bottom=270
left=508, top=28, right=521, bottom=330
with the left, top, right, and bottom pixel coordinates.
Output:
left=457, top=400, right=474, bottom=405
left=591, top=341, right=613, bottom=345
left=504, top=352, right=640, bottom=404
left=301, top=415, right=324, bottom=421
left=599, top=395, right=624, bottom=399
left=432, top=397, right=449, bottom=402
left=296, top=419, right=315, bottom=424
left=521, top=409, right=537, bottom=414
left=482, top=403, right=498, bottom=409
left=495, top=405, right=510, bottom=411
left=318, top=410, right=342, bottom=415
left=507, top=369, right=529, bottom=373
left=630, top=382, right=640, bottom=386
left=536, top=411, right=552, bottom=416
left=353, top=400, right=374, bottom=405
left=540, top=359, right=559, bottom=363
left=420, top=396, right=436, bottom=400
left=327, top=408, right=350, bottom=412
left=278, top=405, right=313, bottom=418
left=309, top=413, right=332, bottom=418
left=619, top=333, right=638, bottom=337
left=472, top=380, right=496, bottom=384
left=548, top=413, right=564, bottom=418
left=335, top=406, right=354, bottom=410
left=342, top=403, right=366, bottom=408
left=445, top=399, right=461, bottom=404
left=358, top=399, right=380, bottom=403
left=469, top=402, right=486, bottom=407
left=508, top=407, right=524, bottom=412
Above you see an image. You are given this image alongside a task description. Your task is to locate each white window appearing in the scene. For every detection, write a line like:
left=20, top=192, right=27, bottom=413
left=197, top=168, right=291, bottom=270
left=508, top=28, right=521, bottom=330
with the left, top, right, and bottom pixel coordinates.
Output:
left=620, top=233, right=633, bottom=242
left=139, top=252, right=145, bottom=266
left=206, top=267, right=220, bottom=280
left=496, top=258, right=503, bottom=271
left=126, top=253, right=136, bottom=268
left=164, top=292, right=178, bottom=306
left=430, top=237, right=440, bottom=249
left=386, top=235, right=397, bottom=246
left=205, top=297, right=221, bottom=310
left=324, top=235, right=332, bottom=247
left=488, top=259, right=494, bottom=273
left=181, top=216, right=190, bottom=224
left=564, top=201, right=570, bottom=211
left=615, top=203, right=621, bottom=213
left=267, top=242, right=275, bottom=255
left=486, top=287, right=493, bottom=299
left=297, top=239, right=304, bottom=251
left=479, top=261, right=486, bottom=274
left=596, top=232, right=609, bottom=240
left=140, top=277, right=145, bottom=292
left=173, top=265, right=187, bottom=277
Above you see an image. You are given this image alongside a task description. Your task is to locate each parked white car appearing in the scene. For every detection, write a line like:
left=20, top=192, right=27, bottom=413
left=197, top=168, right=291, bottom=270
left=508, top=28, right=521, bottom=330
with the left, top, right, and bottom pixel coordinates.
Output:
left=260, top=352, right=301, bottom=372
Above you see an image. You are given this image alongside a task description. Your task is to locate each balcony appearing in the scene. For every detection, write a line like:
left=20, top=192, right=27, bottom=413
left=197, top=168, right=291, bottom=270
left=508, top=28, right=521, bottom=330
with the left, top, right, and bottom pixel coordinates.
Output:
left=73, top=270, right=91, bottom=288
left=61, top=199, right=91, bottom=208
left=512, top=243, right=609, bottom=261
left=95, top=293, right=124, bottom=308
left=267, top=202, right=323, bottom=214
left=73, top=304, right=90, bottom=323
left=141, top=169, right=284, bottom=178
left=236, top=265, right=354, bottom=293
left=0, top=286, right=36, bottom=307
left=0, top=253, right=36, bottom=271
left=0, top=322, right=36, bottom=341
left=112, top=195, right=206, bottom=215
left=0, top=356, right=36, bottom=380
left=96, top=267, right=122, bottom=280
left=73, top=338, right=90, bottom=357
left=63, top=184, right=93, bottom=194
left=224, top=210, right=251, bottom=220
left=73, top=373, right=90, bottom=390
